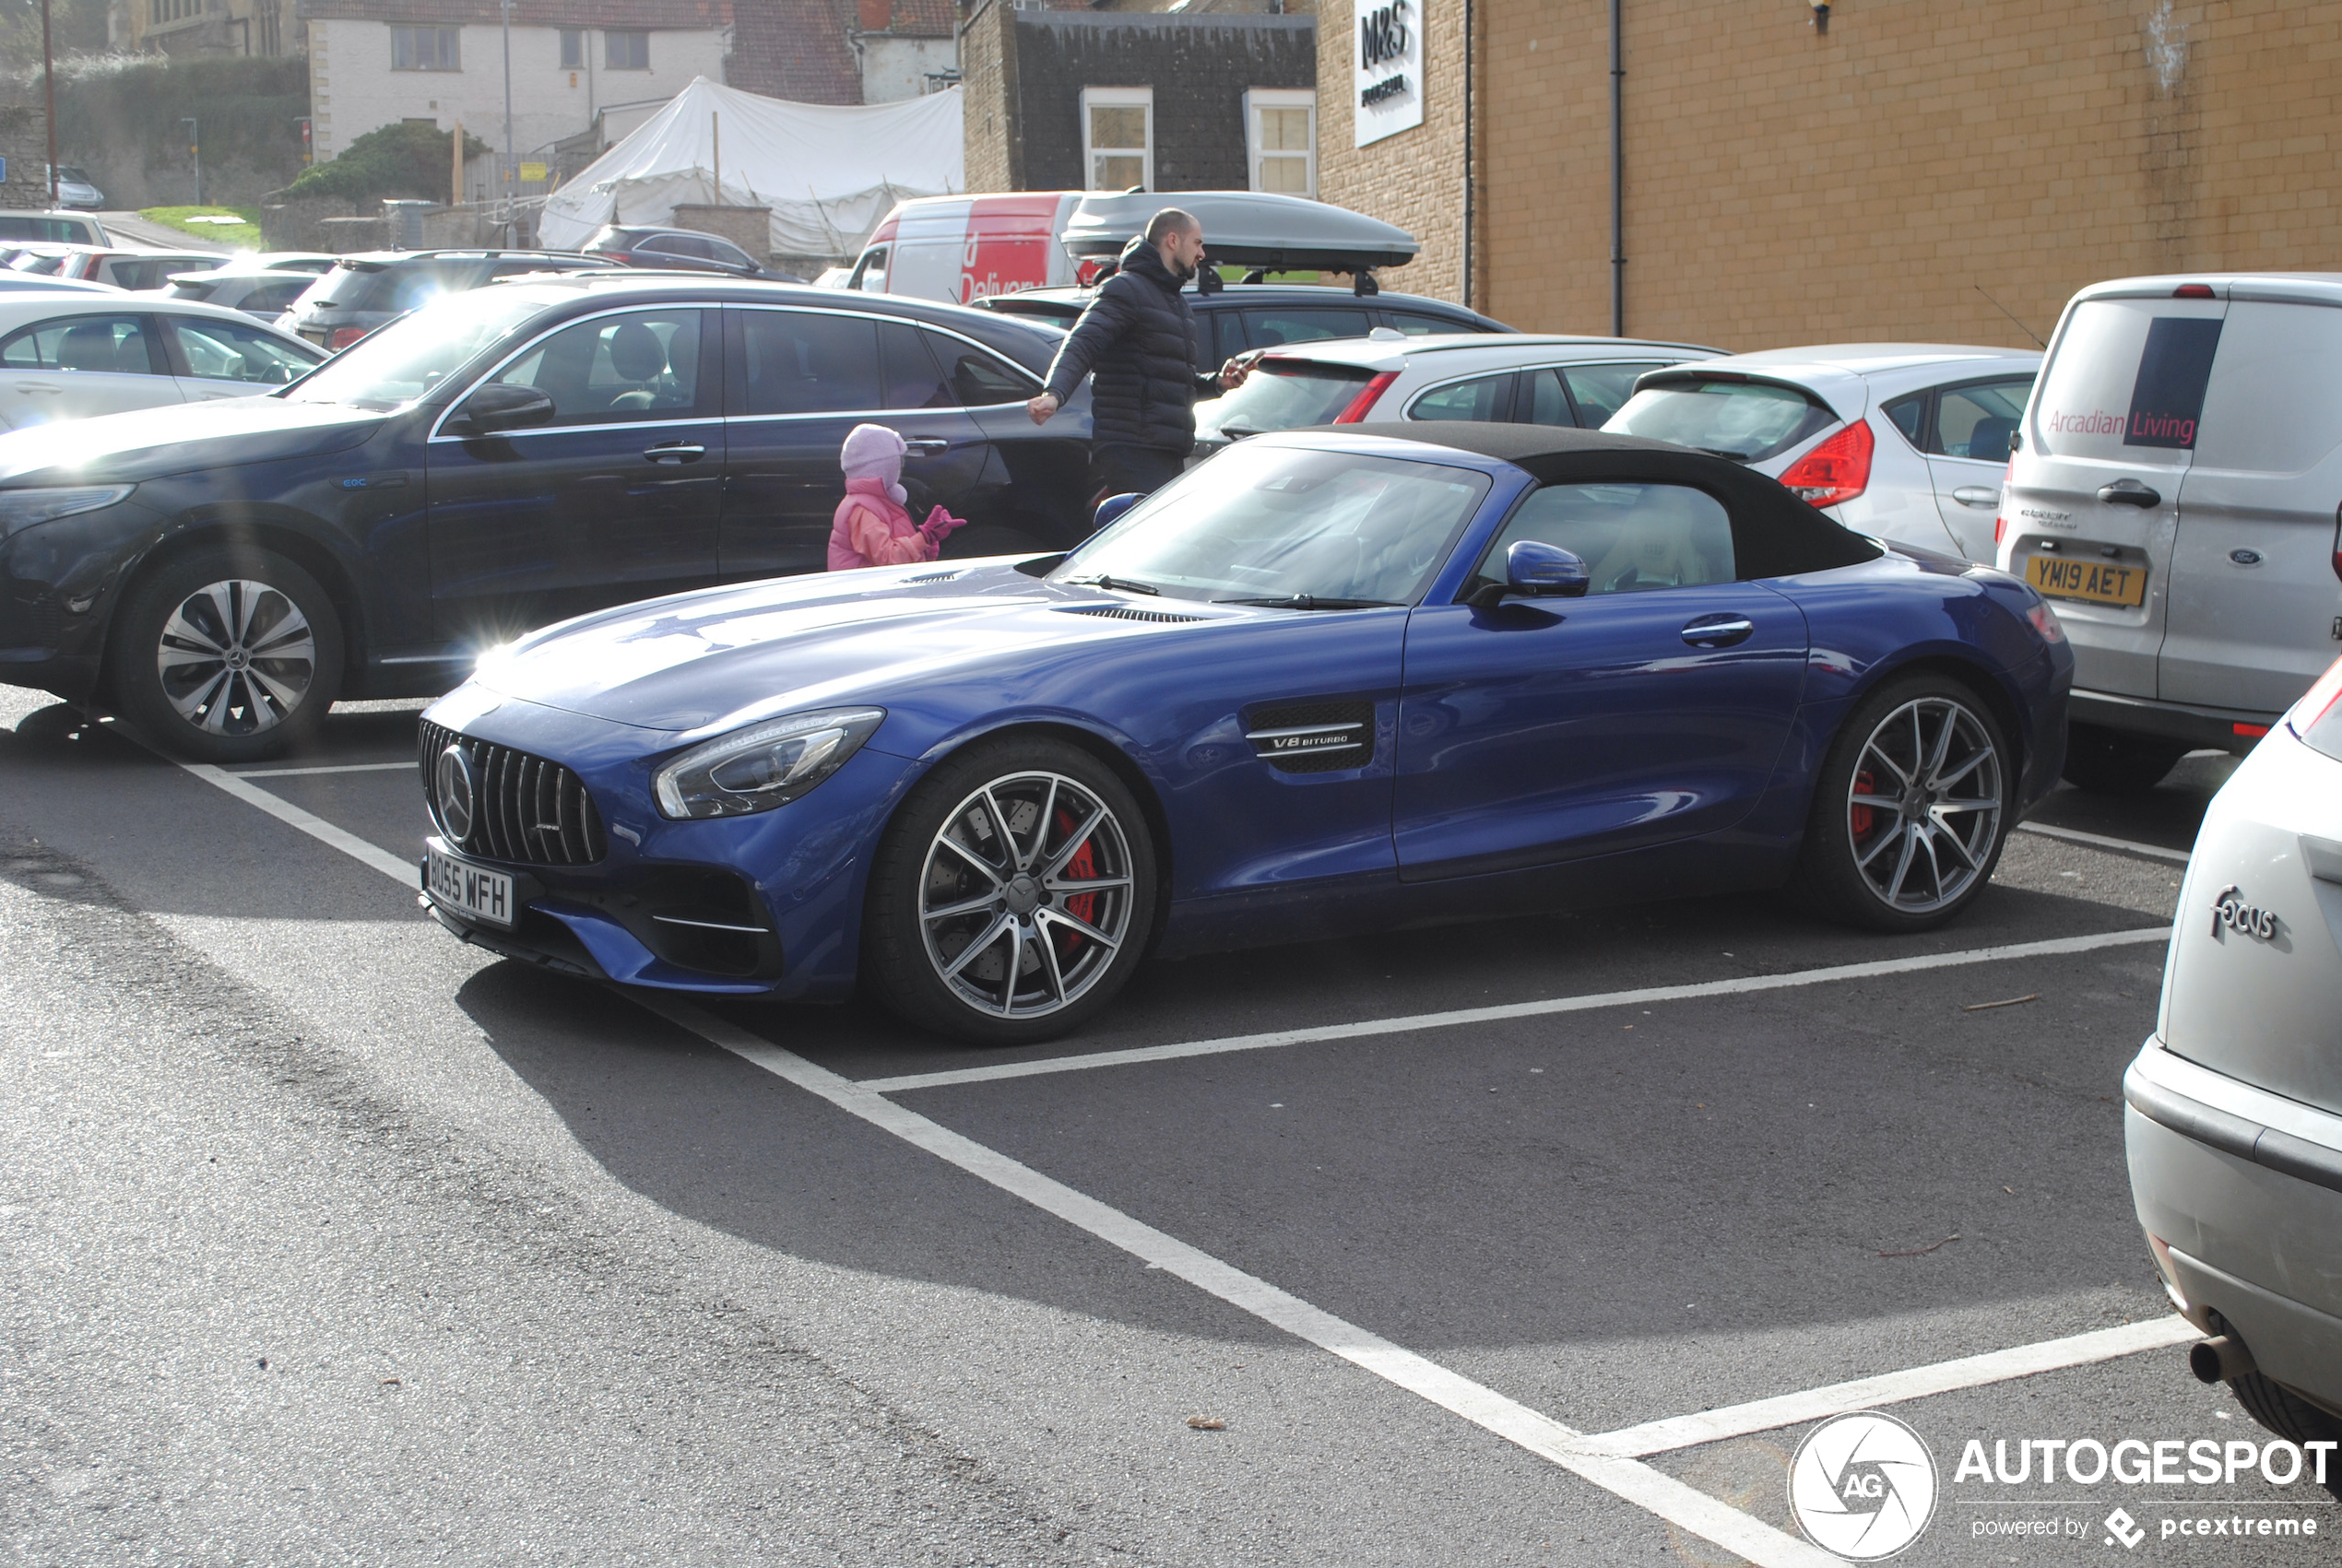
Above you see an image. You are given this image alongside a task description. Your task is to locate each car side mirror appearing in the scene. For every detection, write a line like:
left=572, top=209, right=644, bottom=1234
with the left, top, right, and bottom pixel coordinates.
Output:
left=1466, top=540, right=1591, bottom=608
left=1093, top=491, right=1143, bottom=531
left=449, top=381, right=555, bottom=436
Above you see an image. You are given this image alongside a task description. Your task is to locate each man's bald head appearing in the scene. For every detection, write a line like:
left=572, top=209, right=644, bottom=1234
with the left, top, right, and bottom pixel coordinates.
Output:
left=1144, top=207, right=1207, bottom=281
left=1143, top=207, right=1201, bottom=246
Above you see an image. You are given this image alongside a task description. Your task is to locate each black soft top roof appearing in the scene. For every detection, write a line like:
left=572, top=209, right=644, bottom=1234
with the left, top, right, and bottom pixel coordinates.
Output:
left=1338, top=421, right=1883, bottom=579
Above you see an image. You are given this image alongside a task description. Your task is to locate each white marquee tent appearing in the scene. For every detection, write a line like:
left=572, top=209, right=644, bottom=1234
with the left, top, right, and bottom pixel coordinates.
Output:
left=538, top=77, right=964, bottom=261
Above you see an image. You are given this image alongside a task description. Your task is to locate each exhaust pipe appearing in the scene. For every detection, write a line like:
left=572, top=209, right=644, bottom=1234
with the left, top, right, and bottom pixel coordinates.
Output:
left=2190, top=1335, right=2258, bottom=1385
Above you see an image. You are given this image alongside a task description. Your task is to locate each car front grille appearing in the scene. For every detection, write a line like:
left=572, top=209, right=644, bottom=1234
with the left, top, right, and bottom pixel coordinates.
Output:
left=418, top=719, right=608, bottom=866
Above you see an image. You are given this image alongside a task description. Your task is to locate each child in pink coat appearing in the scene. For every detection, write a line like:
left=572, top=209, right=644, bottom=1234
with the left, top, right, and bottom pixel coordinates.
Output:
left=827, top=423, right=968, bottom=571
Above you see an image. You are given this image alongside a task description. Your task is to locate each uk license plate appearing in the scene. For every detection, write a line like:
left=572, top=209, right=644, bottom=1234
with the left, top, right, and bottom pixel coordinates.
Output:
left=424, top=843, right=515, bottom=928
left=2026, top=553, right=2147, bottom=607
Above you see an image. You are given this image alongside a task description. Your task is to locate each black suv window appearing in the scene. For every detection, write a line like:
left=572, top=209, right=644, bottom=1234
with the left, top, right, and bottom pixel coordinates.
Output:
left=736, top=309, right=881, bottom=415
left=1245, top=306, right=1372, bottom=347
left=494, top=308, right=708, bottom=422
left=879, top=319, right=952, bottom=408
left=919, top=327, right=1036, bottom=407
left=1384, top=311, right=1470, bottom=336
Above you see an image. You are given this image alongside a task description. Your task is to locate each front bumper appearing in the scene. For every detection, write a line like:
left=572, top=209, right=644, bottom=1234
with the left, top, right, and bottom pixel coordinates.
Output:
left=2072, top=687, right=2282, bottom=756
left=2125, top=1040, right=2342, bottom=1414
left=415, top=692, right=925, bottom=1001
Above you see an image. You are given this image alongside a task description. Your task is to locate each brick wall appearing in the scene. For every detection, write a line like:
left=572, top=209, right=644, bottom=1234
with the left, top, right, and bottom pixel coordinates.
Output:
left=1326, top=0, right=2342, bottom=350
left=1504, top=0, right=2342, bottom=348
left=1316, top=0, right=1469, bottom=303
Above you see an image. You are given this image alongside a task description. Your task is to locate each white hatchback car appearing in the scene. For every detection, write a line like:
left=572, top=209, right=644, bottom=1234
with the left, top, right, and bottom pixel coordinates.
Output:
left=1603, top=346, right=2040, bottom=563
left=0, top=295, right=324, bottom=430
left=1997, top=274, right=2342, bottom=793
left=2125, top=654, right=2342, bottom=1469
left=1190, top=331, right=1721, bottom=458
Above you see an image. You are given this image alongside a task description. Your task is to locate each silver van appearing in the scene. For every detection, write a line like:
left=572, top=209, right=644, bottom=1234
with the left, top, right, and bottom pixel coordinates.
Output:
left=1997, top=275, right=2342, bottom=791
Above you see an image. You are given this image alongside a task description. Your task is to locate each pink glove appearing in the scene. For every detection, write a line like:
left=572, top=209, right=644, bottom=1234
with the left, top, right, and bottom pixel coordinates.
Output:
left=920, top=506, right=969, bottom=544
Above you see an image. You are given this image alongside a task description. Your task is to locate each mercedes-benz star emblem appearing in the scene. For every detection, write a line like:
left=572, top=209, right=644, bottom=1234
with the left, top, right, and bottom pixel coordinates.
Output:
left=435, top=743, right=476, bottom=844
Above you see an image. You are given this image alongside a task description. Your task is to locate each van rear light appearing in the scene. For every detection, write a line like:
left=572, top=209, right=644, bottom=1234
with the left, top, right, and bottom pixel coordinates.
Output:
left=1075, top=257, right=1109, bottom=287
left=1993, top=458, right=2014, bottom=548
left=2332, top=507, right=2341, bottom=582
left=1331, top=371, right=1399, bottom=423
left=2173, top=283, right=2217, bottom=299
left=326, top=326, right=372, bottom=351
left=1778, top=419, right=1875, bottom=507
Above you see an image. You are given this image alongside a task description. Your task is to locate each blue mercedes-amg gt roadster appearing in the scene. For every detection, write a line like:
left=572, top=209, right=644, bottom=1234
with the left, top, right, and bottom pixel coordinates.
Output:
left=416, top=424, right=2073, bottom=1043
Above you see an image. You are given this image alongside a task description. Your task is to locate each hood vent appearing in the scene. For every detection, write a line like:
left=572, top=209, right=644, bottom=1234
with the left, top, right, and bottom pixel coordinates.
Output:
left=1059, top=604, right=1207, bottom=624
left=1245, top=700, right=1375, bottom=773
left=902, top=568, right=966, bottom=584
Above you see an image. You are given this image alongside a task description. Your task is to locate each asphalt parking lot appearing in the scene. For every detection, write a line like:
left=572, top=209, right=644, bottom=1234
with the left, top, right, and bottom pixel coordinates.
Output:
left=5, top=684, right=2333, bottom=1566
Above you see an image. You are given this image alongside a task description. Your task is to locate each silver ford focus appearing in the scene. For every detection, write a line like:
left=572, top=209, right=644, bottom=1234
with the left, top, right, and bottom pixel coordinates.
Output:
left=2125, top=653, right=2342, bottom=1476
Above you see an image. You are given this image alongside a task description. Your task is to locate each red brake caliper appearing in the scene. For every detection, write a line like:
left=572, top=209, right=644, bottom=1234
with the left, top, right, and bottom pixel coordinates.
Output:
left=1850, top=769, right=1876, bottom=839
left=1053, top=808, right=1098, bottom=958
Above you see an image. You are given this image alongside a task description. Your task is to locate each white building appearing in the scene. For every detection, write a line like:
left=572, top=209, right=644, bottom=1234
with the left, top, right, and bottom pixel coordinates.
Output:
left=301, top=0, right=733, bottom=180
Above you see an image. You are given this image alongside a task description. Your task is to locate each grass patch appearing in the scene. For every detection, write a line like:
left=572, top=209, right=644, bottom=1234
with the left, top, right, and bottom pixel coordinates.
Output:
left=139, top=206, right=264, bottom=248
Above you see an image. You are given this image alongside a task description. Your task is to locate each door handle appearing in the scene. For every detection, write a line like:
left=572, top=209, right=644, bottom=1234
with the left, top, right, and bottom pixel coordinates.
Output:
left=903, top=438, right=950, bottom=457
left=1682, top=614, right=1756, bottom=648
left=643, top=442, right=705, bottom=464
left=2097, top=478, right=2160, bottom=507
left=1951, top=486, right=2000, bottom=508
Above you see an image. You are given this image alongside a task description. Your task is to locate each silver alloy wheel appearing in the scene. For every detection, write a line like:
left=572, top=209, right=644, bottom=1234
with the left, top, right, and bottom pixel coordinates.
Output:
left=154, top=578, right=317, bottom=737
left=1844, top=696, right=2004, bottom=915
left=917, top=770, right=1135, bottom=1020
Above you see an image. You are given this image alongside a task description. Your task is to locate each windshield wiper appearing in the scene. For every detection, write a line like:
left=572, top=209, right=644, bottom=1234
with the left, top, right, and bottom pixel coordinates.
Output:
left=1064, top=573, right=1162, bottom=596
left=1213, top=595, right=1402, bottom=610
left=1212, top=424, right=1263, bottom=440
left=1697, top=446, right=1757, bottom=462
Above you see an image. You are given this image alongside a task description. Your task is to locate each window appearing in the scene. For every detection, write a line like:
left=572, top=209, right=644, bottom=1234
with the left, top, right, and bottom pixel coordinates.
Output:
left=1561, top=360, right=1663, bottom=428
left=391, top=25, right=460, bottom=70
left=605, top=29, right=649, bottom=69
left=1606, top=377, right=1836, bottom=462
left=560, top=28, right=583, bottom=66
left=847, top=246, right=887, bottom=293
left=168, top=317, right=319, bottom=383
left=1243, top=306, right=1371, bottom=347
left=486, top=310, right=705, bottom=423
left=644, top=234, right=715, bottom=260
left=879, top=320, right=952, bottom=408
left=1475, top=483, right=1735, bottom=596
left=1385, top=311, right=1462, bottom=336
left=242, top=278, right=310, bottom=313
left=1081, top=88, right=1152, bottom=192
left=1524, top=370, right=1571, bottom=426
left=1931, top=378, right=2032, bottom=460
left=0, top=314, right=163, bottom=376
left=919, top=328, right=1037, bottom=406
left=1245, top=88, right=1315, bottom=197
left=1409, top=372, right=1512, bottom=422
left=736, top=311, right=881, bottom=415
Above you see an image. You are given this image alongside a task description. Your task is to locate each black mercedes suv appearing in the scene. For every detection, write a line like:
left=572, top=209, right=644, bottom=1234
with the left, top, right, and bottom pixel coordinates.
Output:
left=0, top=274, right=1091, bottom=760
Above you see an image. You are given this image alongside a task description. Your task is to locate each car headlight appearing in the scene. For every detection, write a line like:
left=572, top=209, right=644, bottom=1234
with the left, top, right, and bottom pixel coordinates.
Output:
left=653, top=707, right=885, bottom=820
left=0, top=485, right=134, bottom=540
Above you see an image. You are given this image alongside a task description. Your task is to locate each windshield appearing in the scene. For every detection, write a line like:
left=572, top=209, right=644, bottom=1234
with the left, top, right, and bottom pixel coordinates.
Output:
left=1049, top=443, right=1489, bottom=606
left=1603, top=378, right=1837, bottom=462
left=285, top=289, right=548, bottom=411
left=1195, top=358, right=1379, bottom=440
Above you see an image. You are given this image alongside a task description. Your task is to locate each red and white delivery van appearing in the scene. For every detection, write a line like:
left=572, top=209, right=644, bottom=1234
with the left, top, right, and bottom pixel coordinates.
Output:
left=842, top=194, right=1088, bottom=305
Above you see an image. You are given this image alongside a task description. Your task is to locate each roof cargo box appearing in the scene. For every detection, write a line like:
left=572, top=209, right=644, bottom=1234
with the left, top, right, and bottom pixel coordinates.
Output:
left=1058, top=191, right=1418, bottom=274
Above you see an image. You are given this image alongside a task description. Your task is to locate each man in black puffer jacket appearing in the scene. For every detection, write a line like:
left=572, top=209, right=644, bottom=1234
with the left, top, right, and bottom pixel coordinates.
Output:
left=1026, top=206, right=1247, bottom=498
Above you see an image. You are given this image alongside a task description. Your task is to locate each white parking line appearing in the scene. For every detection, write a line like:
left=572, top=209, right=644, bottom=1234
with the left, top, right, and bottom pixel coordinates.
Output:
left=1584, top=1316, right=2200, bottom=1457
left=229, top=760, right=415, bottom=778
left=644, top=994, right=1843, bottom=1568
left=859, top=926, right=2171, bottom=1093
left=149, top=754, right=2201, bottom=1562
left=2017, top=821, right=2192, bottom=865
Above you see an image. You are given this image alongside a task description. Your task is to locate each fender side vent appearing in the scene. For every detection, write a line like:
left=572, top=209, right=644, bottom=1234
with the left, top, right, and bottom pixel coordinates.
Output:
left=1245, top=699, right=1375, bottom=773
left=1059, top=605, right=1207, bottom=624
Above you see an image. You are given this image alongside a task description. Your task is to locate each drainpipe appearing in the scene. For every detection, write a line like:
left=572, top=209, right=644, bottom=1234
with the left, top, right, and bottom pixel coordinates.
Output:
left=1461, top=0, right=1473, bottom=310
left=1608, top=0, right=1624, bottom=336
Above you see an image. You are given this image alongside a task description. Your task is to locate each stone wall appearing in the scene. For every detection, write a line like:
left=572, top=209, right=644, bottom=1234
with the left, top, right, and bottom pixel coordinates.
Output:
left=964, top=6, right=1316, bottom=194
left=0, top=104, right=53, bottom=210
left=669, top=203, right=776, bottom=260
